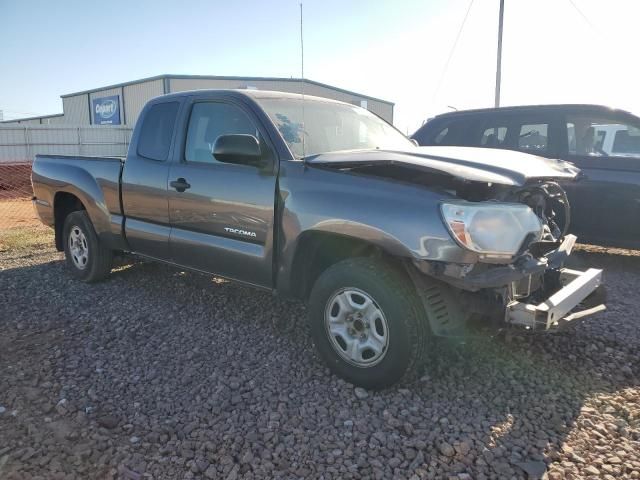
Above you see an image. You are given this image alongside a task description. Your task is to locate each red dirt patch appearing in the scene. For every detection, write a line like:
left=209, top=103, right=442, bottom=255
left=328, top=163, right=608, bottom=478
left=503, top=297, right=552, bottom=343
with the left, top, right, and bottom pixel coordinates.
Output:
left=0, top=198, right=39, bottom=229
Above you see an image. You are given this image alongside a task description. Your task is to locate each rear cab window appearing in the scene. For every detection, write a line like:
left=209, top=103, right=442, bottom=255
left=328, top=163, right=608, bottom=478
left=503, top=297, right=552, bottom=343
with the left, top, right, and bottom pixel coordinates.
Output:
left=137, top=102, right=180, bottom=161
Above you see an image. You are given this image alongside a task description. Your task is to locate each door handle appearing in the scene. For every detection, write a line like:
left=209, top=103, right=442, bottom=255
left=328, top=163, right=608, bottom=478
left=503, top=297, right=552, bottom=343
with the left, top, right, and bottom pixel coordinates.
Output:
left=170, top=178, right=191, bottom=192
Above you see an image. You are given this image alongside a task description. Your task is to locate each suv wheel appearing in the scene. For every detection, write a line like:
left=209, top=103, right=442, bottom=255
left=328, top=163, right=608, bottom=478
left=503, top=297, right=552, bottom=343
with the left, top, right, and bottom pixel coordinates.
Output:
left=62, top=211, right=113, bottom=282
left=308, top=257, right=427, bottom=389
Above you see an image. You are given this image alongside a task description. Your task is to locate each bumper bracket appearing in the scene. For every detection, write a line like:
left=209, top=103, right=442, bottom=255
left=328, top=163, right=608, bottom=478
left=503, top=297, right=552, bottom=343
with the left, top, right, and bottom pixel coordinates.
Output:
left=506, top=267, right=605, bottom=330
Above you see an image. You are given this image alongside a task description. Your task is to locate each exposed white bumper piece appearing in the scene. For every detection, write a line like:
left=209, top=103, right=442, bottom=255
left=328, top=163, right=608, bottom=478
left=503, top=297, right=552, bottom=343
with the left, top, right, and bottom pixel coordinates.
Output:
left=506, top=268, right=605, bottom=330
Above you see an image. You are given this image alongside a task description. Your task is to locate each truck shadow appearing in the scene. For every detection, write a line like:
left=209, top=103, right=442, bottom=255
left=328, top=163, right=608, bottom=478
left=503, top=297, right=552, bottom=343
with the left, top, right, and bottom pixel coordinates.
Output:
left=407, top=249, right=639, bottom=476
left=414, top=331, right=638, bottom=476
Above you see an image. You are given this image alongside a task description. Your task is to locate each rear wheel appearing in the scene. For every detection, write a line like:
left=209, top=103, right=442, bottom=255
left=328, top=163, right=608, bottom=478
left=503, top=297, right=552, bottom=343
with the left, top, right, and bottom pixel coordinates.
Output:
left=308, top=257, right=427, bottom=389
left=62, top=211, right=112, bottom=282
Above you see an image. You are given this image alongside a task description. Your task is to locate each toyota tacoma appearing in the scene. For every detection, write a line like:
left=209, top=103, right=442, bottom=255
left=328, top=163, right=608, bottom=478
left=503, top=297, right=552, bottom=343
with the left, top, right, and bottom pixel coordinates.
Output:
left=31, top=90, right=605, bottom=388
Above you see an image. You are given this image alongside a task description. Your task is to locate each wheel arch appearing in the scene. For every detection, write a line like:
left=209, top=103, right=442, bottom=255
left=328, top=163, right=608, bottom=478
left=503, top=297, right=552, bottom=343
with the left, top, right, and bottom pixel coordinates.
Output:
left=284, top=230, right=412, bottom=301
left=53, top=192, right=86, bottom=251
left=306, top=254, right=429, bottom=389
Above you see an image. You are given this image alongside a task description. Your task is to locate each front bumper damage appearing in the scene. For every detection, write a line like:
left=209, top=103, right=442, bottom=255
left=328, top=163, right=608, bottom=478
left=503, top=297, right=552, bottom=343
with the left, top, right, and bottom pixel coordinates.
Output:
left=410, top=234, right=606, bottom=336
left=506, top=267, right=605, bottom=330
left=457, top=234, right=579, bottom=290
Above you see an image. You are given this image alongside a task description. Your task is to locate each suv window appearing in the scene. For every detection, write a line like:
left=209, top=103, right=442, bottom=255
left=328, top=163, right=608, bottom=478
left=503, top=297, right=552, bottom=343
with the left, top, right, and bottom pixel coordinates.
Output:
left=433, top=127, right=449, bottom=144
left=414, top=118, right=469, bottom=146
left=567, top=114, right=640, bottom=157
left=480, top=126, right=507, bottom=147
left=185, top=102, right=258, bottom=163
left=518, top=123, right=548, bottom=152
left=137, top=102, right=179, bottom=161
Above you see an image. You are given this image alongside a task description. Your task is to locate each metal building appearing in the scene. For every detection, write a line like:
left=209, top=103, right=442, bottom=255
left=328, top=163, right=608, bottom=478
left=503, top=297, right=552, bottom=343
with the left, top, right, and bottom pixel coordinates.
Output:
left=2, top=74, right=394, bottom=127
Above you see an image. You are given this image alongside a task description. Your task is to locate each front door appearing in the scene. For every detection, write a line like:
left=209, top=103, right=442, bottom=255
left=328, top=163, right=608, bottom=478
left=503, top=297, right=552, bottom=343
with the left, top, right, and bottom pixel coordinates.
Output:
left=167, top=99, right=278, bottom=288
left=560, top=112, right=640, bottom=247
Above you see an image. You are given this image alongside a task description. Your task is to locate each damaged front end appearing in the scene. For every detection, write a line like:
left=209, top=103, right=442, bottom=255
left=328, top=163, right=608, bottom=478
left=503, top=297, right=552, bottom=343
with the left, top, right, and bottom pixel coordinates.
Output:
left=308, top=146, right=605, bottom=336
left=412, top=180, right=606, bottom=336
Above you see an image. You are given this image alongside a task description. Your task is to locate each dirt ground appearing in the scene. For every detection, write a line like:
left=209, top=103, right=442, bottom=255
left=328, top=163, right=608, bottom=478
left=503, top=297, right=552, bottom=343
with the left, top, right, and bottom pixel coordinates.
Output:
left=0, top=199, right=40, bottom=229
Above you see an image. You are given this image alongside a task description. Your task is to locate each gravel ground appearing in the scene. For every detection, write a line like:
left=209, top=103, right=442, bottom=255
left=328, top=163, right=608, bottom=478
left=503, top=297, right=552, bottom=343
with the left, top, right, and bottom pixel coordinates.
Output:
left=1, top=229, right=639, bottom=480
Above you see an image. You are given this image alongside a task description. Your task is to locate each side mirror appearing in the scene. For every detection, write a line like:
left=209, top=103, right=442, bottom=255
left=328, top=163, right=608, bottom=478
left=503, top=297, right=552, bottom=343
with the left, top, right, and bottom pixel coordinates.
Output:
left=213, top=134, right=262, bottom=166
left=410, top=138, right=419, bottom=146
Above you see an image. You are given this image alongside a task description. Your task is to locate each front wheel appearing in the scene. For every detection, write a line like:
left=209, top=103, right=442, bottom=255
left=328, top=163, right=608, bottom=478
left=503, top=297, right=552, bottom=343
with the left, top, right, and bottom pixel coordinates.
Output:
left=62, top=211, right=113, bottom=282
left=308, top=257, right=428, bottom=389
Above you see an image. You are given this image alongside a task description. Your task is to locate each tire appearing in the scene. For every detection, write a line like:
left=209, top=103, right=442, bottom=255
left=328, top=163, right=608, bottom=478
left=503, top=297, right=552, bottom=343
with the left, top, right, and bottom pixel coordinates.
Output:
left=62, top=211, right=113, bottom=282
left=308, top=257, right=427, bottom=389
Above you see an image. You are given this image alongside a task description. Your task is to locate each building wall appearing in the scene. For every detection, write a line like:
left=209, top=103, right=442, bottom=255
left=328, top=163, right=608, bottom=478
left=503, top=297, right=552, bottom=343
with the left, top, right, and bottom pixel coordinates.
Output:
left=62, top=94, right=90, bottom=124
left=41, top=115, right=67, bottom=125
left=123, top=79, right=164, bottom=127
left=1, top=114, right=67, bottom=126
left=6, top=76, right=394, bottom=127
left=88, top=87, right=123, bottom=125
left=63, top=79, right=165, bottom=128
left=1, top=118, right=41, bottom=126
left=0, top=125, right=132, bottom=163
left=169, top=78, right=393, bottom=123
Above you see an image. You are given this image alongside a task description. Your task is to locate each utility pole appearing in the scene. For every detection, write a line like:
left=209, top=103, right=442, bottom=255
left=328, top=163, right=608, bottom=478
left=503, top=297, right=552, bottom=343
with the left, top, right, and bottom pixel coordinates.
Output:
left=494, top=0, right=504, bottom=108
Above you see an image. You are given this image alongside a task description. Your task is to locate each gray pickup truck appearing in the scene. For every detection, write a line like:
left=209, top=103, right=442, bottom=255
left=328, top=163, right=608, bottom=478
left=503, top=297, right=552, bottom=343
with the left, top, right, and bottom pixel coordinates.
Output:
left=32, top=90, right=605, bottom=388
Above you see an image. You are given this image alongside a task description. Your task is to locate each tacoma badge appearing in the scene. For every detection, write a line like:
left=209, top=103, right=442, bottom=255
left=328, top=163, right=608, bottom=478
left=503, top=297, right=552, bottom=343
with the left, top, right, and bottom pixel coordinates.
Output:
left=224, top=227, right=257, bottom=238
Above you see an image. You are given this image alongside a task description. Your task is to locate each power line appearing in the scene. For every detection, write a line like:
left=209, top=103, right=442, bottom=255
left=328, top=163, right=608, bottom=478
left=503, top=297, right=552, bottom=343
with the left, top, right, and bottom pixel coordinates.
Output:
left=431, top=0, right=475, bottom=107
left=567, top=0, right=598, bottom=32
left=494, top=0, right=504, bottom=108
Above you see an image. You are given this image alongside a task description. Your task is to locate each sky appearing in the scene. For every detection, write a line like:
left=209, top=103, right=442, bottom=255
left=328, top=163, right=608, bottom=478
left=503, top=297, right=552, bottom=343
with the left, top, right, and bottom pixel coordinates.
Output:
left=1, top=0, right=639, bottom=133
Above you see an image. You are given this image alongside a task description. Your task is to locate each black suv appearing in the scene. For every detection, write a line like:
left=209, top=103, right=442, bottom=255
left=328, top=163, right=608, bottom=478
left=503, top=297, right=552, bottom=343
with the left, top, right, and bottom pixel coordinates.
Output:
left=412, top=104, right=640, bottom=249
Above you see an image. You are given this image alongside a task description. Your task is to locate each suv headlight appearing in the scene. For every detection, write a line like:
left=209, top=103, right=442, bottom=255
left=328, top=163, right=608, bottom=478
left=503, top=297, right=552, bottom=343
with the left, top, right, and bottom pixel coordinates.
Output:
left=440, top=201, right=542, bottom=259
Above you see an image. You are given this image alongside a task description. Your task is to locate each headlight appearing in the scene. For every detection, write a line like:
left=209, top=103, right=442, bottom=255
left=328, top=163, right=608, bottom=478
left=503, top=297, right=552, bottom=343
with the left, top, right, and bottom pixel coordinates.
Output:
left=440, top=201, right=542, bottom=259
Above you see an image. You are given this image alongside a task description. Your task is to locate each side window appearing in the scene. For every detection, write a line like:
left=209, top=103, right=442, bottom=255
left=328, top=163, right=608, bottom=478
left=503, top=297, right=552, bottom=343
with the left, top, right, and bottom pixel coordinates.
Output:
left=413, top=122, right=449, bottom=145
left=567, top=114, right=640, bottom=157
left=185, top=102, right=258, bottom=164
left=433, top=127, right=449, bottom=144
left=480, top=126, right=507, bottom=147
left=518, top=123, right=548, bottom=152
left=137, top=102, right=179, bottom=161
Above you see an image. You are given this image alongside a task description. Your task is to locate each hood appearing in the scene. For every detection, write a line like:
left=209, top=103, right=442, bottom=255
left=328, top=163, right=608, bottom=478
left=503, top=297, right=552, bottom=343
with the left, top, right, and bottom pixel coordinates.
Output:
left=307, top=145, right=580, bottom=186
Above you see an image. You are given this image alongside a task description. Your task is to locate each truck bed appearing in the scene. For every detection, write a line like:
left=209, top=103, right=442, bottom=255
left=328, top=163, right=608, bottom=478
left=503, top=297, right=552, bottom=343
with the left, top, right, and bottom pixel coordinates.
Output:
left=31, top=154, right=127, bottom=251
left=34, top=154, right=125, bottom=162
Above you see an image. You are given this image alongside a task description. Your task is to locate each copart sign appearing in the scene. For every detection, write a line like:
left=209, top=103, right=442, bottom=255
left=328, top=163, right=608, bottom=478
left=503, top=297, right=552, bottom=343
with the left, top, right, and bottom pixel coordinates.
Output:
left=92, top=95, right=121, bottom=125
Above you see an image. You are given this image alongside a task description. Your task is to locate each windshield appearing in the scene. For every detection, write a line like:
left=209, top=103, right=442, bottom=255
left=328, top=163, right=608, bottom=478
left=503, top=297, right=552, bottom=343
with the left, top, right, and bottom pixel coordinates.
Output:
left=257, top=97, right=414, bottom=158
